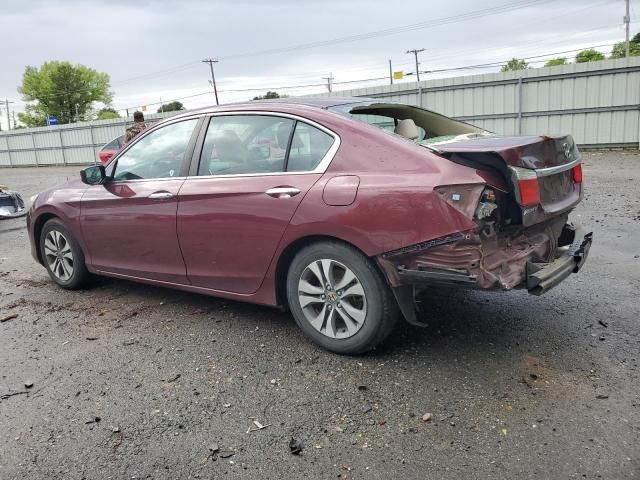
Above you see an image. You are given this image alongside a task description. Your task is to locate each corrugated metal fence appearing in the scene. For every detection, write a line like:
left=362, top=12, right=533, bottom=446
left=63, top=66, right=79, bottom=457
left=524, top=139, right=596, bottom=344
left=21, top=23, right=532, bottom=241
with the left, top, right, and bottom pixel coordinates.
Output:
left=0, top=111, right=179, bottom=167
left=311, top=56, right=640, bottom=149
left=1, top=57, right=639, bottom=168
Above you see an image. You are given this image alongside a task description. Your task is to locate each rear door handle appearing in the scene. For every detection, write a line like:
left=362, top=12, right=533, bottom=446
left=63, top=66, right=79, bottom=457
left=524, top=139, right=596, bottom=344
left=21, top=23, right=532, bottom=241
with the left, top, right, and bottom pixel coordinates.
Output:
left=265, top=187, right=301, bottom=198
left=148, top=191, right=174, bottom=200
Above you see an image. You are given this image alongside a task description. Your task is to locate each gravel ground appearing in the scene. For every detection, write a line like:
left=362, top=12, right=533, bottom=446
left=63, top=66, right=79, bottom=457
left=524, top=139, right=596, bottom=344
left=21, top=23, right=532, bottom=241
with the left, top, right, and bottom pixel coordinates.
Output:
left=0, top=152, right=639, bottom=479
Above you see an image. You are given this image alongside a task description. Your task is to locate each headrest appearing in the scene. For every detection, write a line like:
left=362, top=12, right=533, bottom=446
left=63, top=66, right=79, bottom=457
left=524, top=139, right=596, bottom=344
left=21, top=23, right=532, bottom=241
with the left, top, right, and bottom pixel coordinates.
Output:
left=394, top=119, right=419, bottom=140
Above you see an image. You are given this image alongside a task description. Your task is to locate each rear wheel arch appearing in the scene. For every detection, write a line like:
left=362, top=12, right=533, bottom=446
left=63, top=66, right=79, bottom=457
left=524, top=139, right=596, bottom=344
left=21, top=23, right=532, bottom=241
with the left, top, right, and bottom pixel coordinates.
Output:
left=274, top=235, right=384, bottom=309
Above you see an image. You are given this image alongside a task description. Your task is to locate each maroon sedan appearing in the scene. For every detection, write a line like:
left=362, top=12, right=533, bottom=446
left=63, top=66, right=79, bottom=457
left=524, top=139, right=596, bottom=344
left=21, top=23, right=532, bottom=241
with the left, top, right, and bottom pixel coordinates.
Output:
left=98, top=135, right=124, bottom=165
left=27, top=98, right=591, bottom=354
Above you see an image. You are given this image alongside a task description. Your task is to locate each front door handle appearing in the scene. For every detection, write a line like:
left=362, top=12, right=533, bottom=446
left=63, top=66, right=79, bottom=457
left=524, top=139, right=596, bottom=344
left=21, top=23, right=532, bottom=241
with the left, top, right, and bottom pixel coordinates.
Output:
left=148, top=191, right=174, bottom=200
left=265, top=187, right=301, bottom=199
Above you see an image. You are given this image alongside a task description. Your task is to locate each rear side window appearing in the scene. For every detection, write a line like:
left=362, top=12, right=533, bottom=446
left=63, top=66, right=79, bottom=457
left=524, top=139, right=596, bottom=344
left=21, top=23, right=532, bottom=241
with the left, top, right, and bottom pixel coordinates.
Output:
left=286, top=122, right=334, bottom=172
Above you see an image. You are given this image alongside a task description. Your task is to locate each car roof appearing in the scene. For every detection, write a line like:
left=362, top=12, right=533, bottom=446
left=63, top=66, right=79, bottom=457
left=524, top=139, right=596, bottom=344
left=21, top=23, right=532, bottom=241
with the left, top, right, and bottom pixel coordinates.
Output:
left=183, top=96, right=378, bottom=116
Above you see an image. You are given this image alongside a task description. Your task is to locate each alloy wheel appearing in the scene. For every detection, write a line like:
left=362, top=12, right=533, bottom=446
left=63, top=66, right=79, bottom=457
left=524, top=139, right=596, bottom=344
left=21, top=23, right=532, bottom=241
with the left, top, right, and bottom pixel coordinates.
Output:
left=44, top=230, right=74, bottom=281
left=298, top=259, right=367, bottom=339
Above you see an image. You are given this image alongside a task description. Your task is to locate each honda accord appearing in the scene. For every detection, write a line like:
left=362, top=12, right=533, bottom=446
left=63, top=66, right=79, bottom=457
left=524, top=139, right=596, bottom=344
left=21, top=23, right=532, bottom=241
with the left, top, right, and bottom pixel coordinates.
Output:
left=27, top=97, right=592, bottom=354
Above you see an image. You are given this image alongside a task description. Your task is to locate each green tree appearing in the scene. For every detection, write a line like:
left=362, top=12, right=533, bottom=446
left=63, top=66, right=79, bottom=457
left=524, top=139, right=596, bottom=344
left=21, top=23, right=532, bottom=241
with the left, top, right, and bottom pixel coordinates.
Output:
left=96, top=108, right=120, bottom=120
left=544, top=57, right=568, bottom=67
left=610, top=41, right=640, bottom=58
left=575, top=49, right=605, bottom=63
left=18, top=61, right=112, bottom=127
left=157, top=101, right=184, bottom=113
left=500, top=58, right=527, bottom=72
left=632, top=32, right=640, bottom=44
left=252, top=91, right=282, bottom=100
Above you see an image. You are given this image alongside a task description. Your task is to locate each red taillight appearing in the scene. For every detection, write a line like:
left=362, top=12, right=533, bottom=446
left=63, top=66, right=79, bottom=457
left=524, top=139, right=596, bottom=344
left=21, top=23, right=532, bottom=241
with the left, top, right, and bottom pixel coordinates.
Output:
left=518, top=178, right=540, bottom=206
left=572, top=164, right=583, bottom=183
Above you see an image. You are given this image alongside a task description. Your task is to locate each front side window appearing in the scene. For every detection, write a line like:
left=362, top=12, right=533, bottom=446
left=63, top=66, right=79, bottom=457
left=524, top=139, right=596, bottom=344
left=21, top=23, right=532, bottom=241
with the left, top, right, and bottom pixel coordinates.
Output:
left=113, top=119, right=198, bottom=181
left=198, top=115, right=294, bottom=176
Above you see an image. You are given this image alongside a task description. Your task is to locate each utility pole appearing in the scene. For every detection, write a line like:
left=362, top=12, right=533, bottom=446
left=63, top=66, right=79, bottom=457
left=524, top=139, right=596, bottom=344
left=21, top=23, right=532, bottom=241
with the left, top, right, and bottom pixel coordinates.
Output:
left=389, top=60, right=393, bottom=85
left=202, top=58, right=220, bottom=105
left=322, top=73, right=334, bottom=92
left=12, top=111, right=16, bottom=129
left=624, top=0, right=630, bottom=57
left=4, top=99, right=14, bottom=131
left=406, top=48, right=425, bottom=82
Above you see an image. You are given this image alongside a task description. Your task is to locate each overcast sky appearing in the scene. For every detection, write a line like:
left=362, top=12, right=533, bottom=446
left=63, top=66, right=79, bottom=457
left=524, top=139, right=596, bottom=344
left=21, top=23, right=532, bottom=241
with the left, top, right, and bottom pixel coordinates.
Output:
left=1, top=0, right=637, bottom=127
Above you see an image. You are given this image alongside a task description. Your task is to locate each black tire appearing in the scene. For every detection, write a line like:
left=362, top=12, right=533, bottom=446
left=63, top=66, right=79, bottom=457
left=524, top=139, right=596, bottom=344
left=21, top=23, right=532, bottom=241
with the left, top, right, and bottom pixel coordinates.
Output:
left=286, top=241, right=398, bottom=355
left=40, top=218, right=91, bottom=290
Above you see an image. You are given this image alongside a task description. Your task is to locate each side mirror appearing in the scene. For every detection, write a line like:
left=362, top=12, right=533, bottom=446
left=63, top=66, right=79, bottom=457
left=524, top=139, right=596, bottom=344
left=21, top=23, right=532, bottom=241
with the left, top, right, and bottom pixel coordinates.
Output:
left=80, top=165, right=107, bottom=185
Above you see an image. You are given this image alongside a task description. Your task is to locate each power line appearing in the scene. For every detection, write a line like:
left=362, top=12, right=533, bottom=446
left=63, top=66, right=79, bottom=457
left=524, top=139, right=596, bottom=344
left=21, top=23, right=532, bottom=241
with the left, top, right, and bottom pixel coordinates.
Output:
left=15, top=0, right=612, bottom=105
left=113, top=41, right=622, bottom=112
left=217, top=0, right=553, bottom=60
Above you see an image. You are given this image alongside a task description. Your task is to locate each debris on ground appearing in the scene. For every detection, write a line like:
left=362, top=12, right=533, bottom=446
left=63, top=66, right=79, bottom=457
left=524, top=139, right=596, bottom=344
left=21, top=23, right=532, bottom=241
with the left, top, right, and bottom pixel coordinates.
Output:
left=86, top=336, right=98, bottom=341
left=1, top=391, right=29, bottom=400
left=361, top=404, right=372, bottom=414
left=598, top=320, right=609, bottom=328
left=166, top=373, right=181, bottom=383
left=596, top=394, right=609, bottom=399
left=24, top=381, right=33, bottom=389
left=289, top=437, right=304, bottom=455
left=247, top=419, right=271, bottom=433
left=207, top=444, right=235, bottom=462
left=421, top=413, right=432, bottom=422
left=85, top=416, right=101, bottom=424
left=0, top=313, right=18, bottom=323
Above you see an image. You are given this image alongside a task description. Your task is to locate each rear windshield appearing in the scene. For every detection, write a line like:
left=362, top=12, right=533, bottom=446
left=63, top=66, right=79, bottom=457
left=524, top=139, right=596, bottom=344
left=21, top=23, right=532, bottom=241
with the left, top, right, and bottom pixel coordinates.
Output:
left=330, top=102, right=491, bottom=145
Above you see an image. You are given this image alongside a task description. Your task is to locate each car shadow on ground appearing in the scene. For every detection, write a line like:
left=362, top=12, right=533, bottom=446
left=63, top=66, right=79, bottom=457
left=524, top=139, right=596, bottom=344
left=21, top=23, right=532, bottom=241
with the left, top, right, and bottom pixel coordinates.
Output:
left=86, top=276, right=576, bottom=362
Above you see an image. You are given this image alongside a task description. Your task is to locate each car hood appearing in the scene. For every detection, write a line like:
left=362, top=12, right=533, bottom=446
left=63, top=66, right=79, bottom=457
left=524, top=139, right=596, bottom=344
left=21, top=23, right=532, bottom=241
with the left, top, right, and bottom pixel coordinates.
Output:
left=33, top=177, right=87, bottom=208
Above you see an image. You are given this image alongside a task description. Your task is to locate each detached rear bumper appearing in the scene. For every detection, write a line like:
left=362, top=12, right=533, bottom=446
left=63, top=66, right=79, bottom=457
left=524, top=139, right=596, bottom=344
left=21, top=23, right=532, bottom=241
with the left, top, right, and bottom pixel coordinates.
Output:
left=379, top=219, right=592, bottom=293
left=0, top=190, right=27, bottom=219
left=525, top=226, right=592, bottom=295
left=378, top=220, right=592, bottom=327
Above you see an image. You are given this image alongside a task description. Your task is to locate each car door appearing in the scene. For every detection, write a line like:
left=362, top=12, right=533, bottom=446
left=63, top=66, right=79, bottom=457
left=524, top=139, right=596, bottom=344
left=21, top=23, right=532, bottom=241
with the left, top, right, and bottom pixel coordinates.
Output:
left=177, top=113, right=338, bottom=294
left=81, top=117, right=201, bottom=283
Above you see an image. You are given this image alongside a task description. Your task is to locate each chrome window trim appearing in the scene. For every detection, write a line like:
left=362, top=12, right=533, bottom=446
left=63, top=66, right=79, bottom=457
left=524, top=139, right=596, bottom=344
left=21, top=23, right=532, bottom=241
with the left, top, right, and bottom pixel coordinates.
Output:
left=192, top=111, right=341, bottom=179
left=106, top=177, right=187, bottom=184
left=534, top=157, right=581, bottom=177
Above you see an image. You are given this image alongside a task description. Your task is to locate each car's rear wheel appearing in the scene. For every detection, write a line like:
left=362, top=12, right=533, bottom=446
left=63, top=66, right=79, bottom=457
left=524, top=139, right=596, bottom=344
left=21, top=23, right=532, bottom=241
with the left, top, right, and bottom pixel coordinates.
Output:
left=40, top=219, right=91, bottom=289
left=286, top=241, right=398, bottom=355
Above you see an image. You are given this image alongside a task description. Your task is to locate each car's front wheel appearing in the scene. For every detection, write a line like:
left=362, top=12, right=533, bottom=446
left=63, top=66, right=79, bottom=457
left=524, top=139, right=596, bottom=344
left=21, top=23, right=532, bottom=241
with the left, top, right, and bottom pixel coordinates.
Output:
left=286, top=241, right=398, bottom=355
left=40, top=218, right=91, bottom=289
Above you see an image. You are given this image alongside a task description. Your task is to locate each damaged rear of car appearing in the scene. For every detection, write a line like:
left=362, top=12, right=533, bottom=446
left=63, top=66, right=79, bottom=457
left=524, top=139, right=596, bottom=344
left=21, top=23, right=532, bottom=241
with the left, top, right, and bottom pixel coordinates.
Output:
left=0, top=185, right=27, bottom=219
left=334, top=101, right=592, bottom=326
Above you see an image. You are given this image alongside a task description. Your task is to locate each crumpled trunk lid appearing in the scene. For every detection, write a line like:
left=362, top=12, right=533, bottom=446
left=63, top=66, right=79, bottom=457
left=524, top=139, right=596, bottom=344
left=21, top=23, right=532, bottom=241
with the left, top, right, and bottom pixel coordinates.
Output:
left=436, top=134, right=583, bottom=226
left=435, top=134, right=577, bottom=169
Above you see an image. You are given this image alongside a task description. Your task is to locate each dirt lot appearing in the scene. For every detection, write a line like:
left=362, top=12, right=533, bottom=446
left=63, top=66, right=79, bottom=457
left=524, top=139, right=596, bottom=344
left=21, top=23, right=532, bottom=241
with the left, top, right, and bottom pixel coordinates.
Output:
left=1, top=152, right=639, bottom=479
